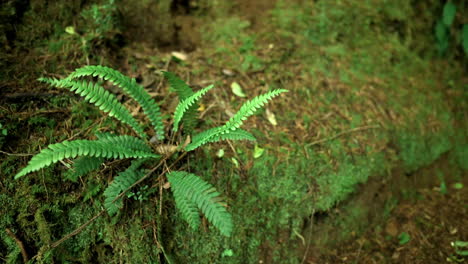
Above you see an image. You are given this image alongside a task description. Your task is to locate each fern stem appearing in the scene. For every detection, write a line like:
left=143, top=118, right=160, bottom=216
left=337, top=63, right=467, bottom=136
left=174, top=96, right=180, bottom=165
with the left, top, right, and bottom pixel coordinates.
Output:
left=5, top=228, right=29, bottom=263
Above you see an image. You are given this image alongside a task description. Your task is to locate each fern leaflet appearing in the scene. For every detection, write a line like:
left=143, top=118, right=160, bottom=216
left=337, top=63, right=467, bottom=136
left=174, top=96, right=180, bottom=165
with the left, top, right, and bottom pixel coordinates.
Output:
left=163, top=71, right=200, bottom=134
left=15, top=139, right=158, bottom=179
left=39, top=77, right=147, bottom=138
left=70, top=156, right=105, bottom=180
left=168, top=171, right=233, bottom=236
left=66, top=65, right=165, bottom=139
left=104, top=159, right=148, bottom=216
left=163, top=71, right=193, bottom=99
left=185, top=128, right=256, bottom=151
left=206, top=128, right=256, bottom=143
left=173, top=84, right=214, bottom=132
left=96, top=133, right=153, bottom=153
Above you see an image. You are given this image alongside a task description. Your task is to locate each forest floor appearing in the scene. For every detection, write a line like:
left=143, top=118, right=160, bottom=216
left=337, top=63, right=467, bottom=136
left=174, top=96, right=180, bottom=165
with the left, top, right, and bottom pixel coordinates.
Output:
left=1, top=0, right=467, bottom=263
left=307, top=155, right=468, bottom=263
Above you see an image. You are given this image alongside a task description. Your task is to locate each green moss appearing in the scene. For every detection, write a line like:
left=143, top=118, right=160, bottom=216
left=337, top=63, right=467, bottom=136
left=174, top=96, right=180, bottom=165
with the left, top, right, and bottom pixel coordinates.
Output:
left=395, top=130, right=453, bottom=172
left=169, top=140, right=388, bottom=262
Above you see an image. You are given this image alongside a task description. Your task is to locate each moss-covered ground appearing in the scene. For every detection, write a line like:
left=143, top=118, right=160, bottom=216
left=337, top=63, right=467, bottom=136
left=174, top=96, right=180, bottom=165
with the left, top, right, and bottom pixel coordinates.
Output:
left=1, top=0, right=466, bottom=263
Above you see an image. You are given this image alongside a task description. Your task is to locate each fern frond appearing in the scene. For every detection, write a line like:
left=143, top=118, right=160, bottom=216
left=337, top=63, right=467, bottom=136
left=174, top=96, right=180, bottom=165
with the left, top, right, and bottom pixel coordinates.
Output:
left=173, top=85, right=214, bottom=132
left=39, top=77, right=147, bottom=138
left=222, top=89, right=288, bottom=132
left=172, top=187, right=201, bottom=230
left=15, top=140, right=158, bottom=179
left=163, top=71, right=193, bottom=99
left=163, top=71, right=200, bottom=134
left=71, top=156, right=105, bottom=179
left=66, top=65, right=165, bottom=139
left=184, top=89, right=287, bottom=151
left=96, top=133, right=153, bottom=153
left=104, top=160, right=147, bottom=216
left=168, top=171, right=233, bottom=236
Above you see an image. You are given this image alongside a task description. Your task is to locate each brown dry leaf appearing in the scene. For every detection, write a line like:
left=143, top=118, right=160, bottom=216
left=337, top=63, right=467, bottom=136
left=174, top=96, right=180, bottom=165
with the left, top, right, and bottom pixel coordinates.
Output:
left=155, top=144, right=178, bottom=155
left=222, top=69, right=235, bottom=76
left=181, top=135, right=191, bottom=149
left=198, top=103, right=206, bottom=112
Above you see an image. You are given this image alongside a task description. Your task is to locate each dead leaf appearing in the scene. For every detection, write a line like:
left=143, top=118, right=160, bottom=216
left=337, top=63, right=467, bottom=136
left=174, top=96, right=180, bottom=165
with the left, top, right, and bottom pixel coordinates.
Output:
left=181, top=135, right=191, bottom=149
left=222, top=69, right=235, bottom=76
left=266, top=108, right=277, bottom=126
left=171, top=51, right=188, bottom=61
left=155, top=144, right=178, bottom=155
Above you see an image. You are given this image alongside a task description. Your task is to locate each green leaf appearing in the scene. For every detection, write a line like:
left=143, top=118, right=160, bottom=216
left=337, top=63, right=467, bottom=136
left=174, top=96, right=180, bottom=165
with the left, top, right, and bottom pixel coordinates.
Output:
left=39, top=78, right=147, bottom=138
left=66, top=65, right=165, bottom=139
left=104, top=164, right=147, bottom=216
left=442, top=2, right=457, bottom=27
left=69, top=156, right=104, bottom=181
left=185, top=128, right=256, bottom=151
left=222, top=249, right=234, bottom=257
left=163, top=71, right=201, bottom=134
left=440, top=181, right=448, bottom=195
left=216, top=149, right=225, bottom=158
left=65, top=26, right=76, bottom=35
left=231, top=157, right=239, bottom=168
left=453, top=182, right=463, bottom=190
left=435, top=20, right=448, bottom=42
left=231, top=82, right=246, bottom=97
left=224, top=89, right=288, bottom=132
left=253, top=144, right=264, bottom=159
left=452, top=241, right=468, bottom=248
left=398, top=232, right=411, bottom=245
left=163, top=71, right=193, bottom=99
left=184, top=89, right=285, bottom=151
left=15, top=139, right=158, bottom=179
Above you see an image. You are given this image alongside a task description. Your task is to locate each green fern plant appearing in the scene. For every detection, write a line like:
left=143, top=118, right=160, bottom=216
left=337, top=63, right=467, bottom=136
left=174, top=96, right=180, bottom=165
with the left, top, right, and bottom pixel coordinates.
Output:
left=15, top=65, right=287, bottom=238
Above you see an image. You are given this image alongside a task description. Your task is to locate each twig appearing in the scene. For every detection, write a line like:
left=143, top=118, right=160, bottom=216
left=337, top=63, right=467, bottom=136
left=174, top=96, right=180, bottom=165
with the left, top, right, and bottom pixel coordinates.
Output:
left=5, top=228, right=29, bottom=263
left=0, top=150, right=34, bottom=156
left=355, top=238, right=363, bottom=263
left=306, top=125, right=380, bottom=147
left=1, top=92, right=59, bottom=100
left=50, top=210, right=105, bottom=249
left=301, top=209, right=315, bottom=264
